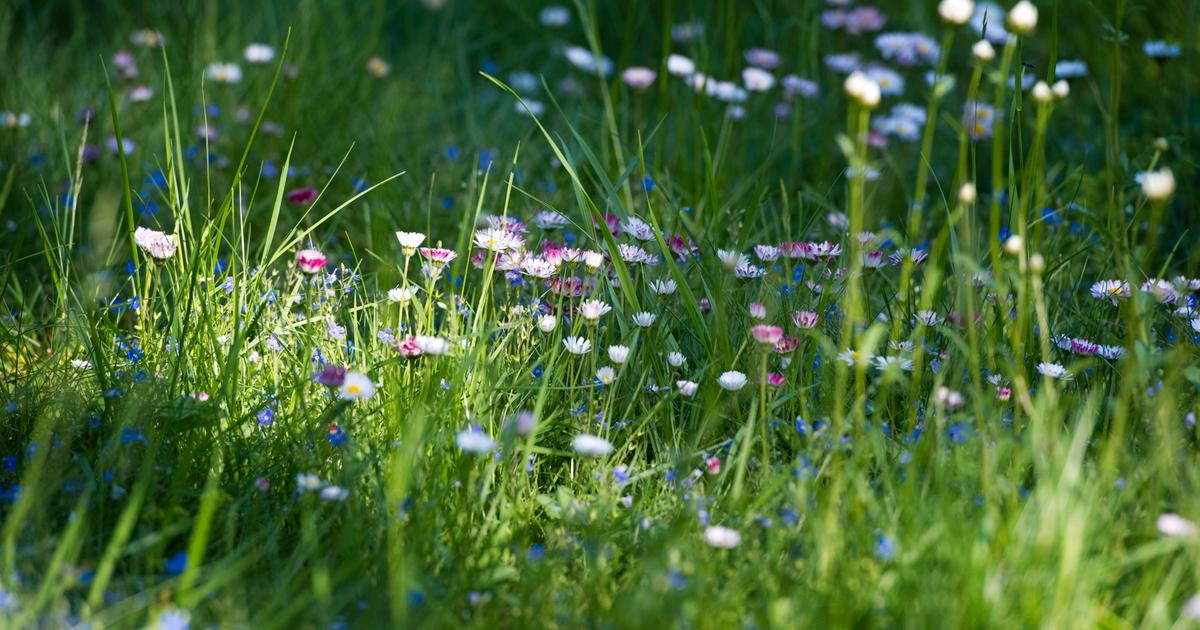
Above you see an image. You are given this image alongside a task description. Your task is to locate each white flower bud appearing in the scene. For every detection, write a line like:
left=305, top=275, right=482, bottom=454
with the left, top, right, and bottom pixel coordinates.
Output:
left=972, top=40, right=996, bottom=62
left=1031, top=81, right=1053, bottom=103
left=1004, top=235, right=1024, bottom=256
left=844, top=71, right=881, bottom=108
left=937, top=0, right=975, bottom=24
left=959, top=182, right=977, bottom=204
left=1140, top=168, right=1176, bottom=201
left=1007, top=0, right=1039, bottom=35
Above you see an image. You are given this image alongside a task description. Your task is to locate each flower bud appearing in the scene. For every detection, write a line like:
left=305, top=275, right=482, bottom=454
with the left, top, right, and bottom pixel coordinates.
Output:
left=937, top=0, right=975, bottom=24
left=1007, top=0, right=1039, bottom=35
left=972, top=40, right=996, bottom=62
left=844, top=71, right=882, bottom=108
left=1004, top=235, right=1024, bottom=256
left=959, top=182, right=977, bottom=204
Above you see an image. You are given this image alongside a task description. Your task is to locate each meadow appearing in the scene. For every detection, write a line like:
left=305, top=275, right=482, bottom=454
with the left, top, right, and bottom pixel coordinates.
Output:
left=1, top=0, right=1199, bottom=627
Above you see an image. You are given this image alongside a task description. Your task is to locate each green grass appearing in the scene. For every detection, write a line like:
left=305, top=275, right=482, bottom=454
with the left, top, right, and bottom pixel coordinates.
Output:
left=2, top=0, right=1200, bottom=627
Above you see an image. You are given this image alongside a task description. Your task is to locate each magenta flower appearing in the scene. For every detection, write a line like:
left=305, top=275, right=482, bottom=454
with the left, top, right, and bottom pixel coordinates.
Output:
left=397, top=335, right=423, bottom=358
left=286, top=186, right=318, bottom=205
left=296, top=249, right=327, bottom=274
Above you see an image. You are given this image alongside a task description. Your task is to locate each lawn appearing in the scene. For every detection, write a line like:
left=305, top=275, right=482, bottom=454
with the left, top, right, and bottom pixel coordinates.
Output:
left=1, top=0, right=1199, bottom=627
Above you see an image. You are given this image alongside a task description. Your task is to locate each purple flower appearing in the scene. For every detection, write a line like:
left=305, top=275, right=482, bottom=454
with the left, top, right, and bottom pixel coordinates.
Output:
left=314, top=365, right=347, bottom=387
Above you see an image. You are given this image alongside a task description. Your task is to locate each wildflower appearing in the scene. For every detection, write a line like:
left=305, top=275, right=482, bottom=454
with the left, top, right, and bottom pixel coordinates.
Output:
left=825, top=52, right=862, bottom=73
left=718, top=370, right=748, bottom=391
left=837, top=348, right=873, bottom=367
left=419, top=247, right=458, bottom=265
left=133, top=227, right=178, bottom=260
left=718, top=249, right=749, bottom=268
left=875, top=32, right=941, bottom=66
left=1051, top=80, right=1069, bottom=99
left=705, top=456, right=721, bottom=474
left=874, top=355, right=914, bottom=372
left=608, top=345, right=631, bottom=364
left=395, top=231, right=426, bottom=254
left=1144, top=40, right=1181, bottom=59
left=582, top=250, right=605, bottom=270
left=539, top=5, right=571, bottom=27
left=667, top=352, right=687, bottom=367
left=563, top=336, right=592, bottom=355
left=504, top=411, right=536, bottom=436
left=959, top=182, right=978, bottom=204
left=934, top=386, right=965, bottom=410
left=650, top=278, right=678, bottom=295
left=387, top=286, right=418, bottom=303
left=676, top=380, right=699, bottom=396
left=595, top=366, right=616, bottom=385
left=157, top=609, right=191, bottom=630
left=617, top=243, right=656, bottom=265
left=572, top=434, right=614, bottom=457
left=628, top=312, right=656, bottom=328
left=474, top=227, right=523, bottom=252
left=0, top=112, right=31, bottom=128
left=456, top=428, right=496, bottom=454
left=1036, top=362, right=1072, bottom=381
left=1089, top=280, right=1129, bottom=304
left=781, top=75, right=819, bottom=99
left=131, top=29, right=164, bottom=47
left=204, top=62, right=243, bottom=84
left=339, top=371, right=376, bottom=400
left=366, top=56, right=391, bottom=77
left=314, top=365, right=348, bottom=387
left=1140, top=168, right=1176, bottom=201
left=963, top=100, right=996, bottom=139
left=1003, top=235, right=1024, bottom=255
left=753, top=245, right=780, bottom=262
left=667, top=54, right=696, bottom=76
left=320, top=486, right=349, bottom=501
left=844, top=71, right=881, bottom=108
left=889, top=248, right=928, bottom=266
left=1141, top=279, right=1178, bottom=304
left=296, top=249, right=327, bottom=274
left=579, top=299, right=612, bottom=322
left=1031, top=81, right=1053, bottom=103
left=742, top=67, right=775, bottom=91
left=938, top=0, right=975, bottom=24
left=622, top=67, right=657, bottom=89
left=874, top=532, right=898, bottom=560
left=296, top=473, right=323, bottom=492
left=1006, top=0, right=1038, bottom=35
left=244, top=43, right=276, bottom=63
left=734, top=263, right=766, bottom=278
left=703, top=525, right=742, bottom=549
left=397, top=335, right=422, bottom=358
left=415, top=335, right=450, bottom=356
left=129, top=85, right=153, bottom=102
left=563, top=46, right=613, bottom=76
left=751, top=325, right=784, bottom=345
left=1157, top=513, right=1197, bottom=537
left=793, top=310, right=820, bottom=329
left=913, top=310, right=942, bottom=326
left=286, top=187, right=318, bottom=205
left=1185, top=595, right=1200, bottom=621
